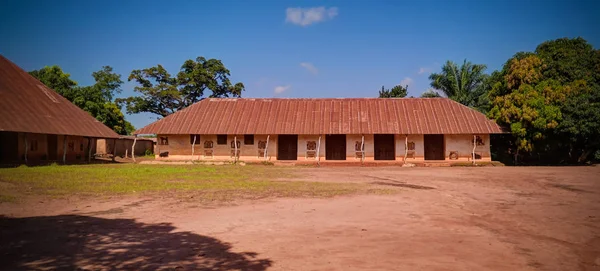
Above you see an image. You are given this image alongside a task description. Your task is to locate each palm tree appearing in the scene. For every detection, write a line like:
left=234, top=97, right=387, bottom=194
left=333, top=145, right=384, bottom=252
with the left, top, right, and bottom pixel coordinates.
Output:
left=428, top=60, right=488, bottom=109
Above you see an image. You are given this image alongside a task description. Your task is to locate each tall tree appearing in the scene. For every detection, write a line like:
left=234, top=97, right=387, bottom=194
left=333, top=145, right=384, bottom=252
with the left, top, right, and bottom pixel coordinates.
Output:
left=428, top=60, right=488, bottom=109
left=378, top=85, right=408, bottom=98
left=117, top=57, right=245, bottom=117
left=487, top=37, right=600, bottom=163
left=30, top=66, right=134, bottom=135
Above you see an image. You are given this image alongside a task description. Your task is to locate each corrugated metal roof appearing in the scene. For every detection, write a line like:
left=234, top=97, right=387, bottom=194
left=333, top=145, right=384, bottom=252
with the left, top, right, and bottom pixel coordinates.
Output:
left=135, top=98, right=504, bottom=135
left=0, top=55, right=119, bottom=138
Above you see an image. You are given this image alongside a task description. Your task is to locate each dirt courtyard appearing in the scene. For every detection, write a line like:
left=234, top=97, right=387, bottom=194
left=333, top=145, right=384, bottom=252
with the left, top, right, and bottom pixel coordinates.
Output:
left=1, top=166, right=599, bottom=271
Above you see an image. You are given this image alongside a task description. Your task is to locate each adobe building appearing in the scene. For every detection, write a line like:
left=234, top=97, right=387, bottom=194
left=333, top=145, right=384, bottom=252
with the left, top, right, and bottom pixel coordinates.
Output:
left=135, top=98, right=504, bottom=164
left=0, top=55, right=120, bottom=164
left=96, top=136, right=155, bottom=158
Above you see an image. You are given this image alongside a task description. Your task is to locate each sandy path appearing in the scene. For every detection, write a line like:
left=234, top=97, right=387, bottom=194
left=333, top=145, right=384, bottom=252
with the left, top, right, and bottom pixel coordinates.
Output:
left=1, top=166, right=599, bottom=270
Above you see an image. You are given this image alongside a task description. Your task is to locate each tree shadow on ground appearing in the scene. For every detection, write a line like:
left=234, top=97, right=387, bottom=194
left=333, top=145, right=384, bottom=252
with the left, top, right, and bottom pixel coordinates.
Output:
left=0, top=215, right=272, bottom=271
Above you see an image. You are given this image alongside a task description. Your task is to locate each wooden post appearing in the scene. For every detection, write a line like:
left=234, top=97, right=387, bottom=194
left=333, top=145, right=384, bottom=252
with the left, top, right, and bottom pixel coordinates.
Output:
left=472, top=135, right=476, bottom=165
left=24, top=133, right=28, bottom=164
left=360, top=135, right=365, bottom=163
left=234, top=135, right=238, bottom=163
left=191, top=135, right=196, bottom=161
left=132, top=136, right=137, bottom=162
left=404, top=135, right=408, bottom=164
left=316, top=135, right=322, bottom=166
left=264, top=135, right=270, bottom=160
left=62, top=135, right=67, bottom=164
left=112, top=138, right=117, bottom=162
left=88, top=138, right=93, bottom=163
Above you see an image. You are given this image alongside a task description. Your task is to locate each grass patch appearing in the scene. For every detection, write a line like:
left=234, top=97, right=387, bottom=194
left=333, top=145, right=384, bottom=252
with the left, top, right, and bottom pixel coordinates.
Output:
left=0, top=164, right=391, bottom=200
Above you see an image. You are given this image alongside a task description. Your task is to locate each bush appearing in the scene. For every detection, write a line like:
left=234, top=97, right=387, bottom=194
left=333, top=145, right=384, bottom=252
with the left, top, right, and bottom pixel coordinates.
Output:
left=144, top=149, right=153, bottom=157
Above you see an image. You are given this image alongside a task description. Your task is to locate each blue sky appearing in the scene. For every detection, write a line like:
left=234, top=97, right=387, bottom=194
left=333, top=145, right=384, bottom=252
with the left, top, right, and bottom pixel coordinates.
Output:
left=1, top=0, right=598, bottom=128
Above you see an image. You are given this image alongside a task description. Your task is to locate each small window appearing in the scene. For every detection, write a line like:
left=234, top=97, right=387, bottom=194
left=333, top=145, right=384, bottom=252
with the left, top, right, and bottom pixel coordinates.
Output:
left=29, top=140, right=38, bottom=151
left=244, top=135, right=254, bottom=145
left=68, top=141, right=75, bottom=151
left=407, top=142, right=416, bottom=151
left=217, top=135, right=227, bottom=145
left=80, top=143, right=84, bottom=152
left=160, top=137, right=169, bottom=145
left=190, top=134, right=201, bottom=145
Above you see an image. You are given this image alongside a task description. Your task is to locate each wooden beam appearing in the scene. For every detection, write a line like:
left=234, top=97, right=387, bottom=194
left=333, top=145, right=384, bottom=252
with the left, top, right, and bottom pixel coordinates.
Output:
left=404, top=135, right=408, bottom=164
left=24, top=133, right=28, bottom=164
left=112, top=138, right=117, bottom=162
left=88, top=137, right=93, bottom=163
left=317, top=135, right=321, bottom=166
left=62, top=135, right=67, bottom=164
left=234, top=135, right=238, bottom=163
left=472, top=135, right=476, bottom=165
left=132, top=137, right=137, bottom=162
left=361, top=135, right=365, bottom=163
left=191, top=135, right=196, bottom=161
left=264, top=135, right=270, bottom=160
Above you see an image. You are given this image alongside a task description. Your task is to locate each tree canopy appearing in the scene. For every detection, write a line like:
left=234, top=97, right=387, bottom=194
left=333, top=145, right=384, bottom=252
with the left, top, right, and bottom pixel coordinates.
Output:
left=487, top=37, right=600, bottom=163
left=429, top=60, right=488, bottom=110
left=117, top=57, right=245, bottom=117
left=30, top=66, right=134, bottom=135
left=378, top=85, right=408, bottom=98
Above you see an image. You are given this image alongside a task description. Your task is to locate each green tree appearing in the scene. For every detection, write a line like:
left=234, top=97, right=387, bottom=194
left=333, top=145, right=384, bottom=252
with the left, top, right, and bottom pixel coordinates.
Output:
left=30, top=66, right=135, bottom=135
left=117, top=57, right=245, bottom=117
left=29, top=65, right=77, bottom=97
left=420, top=89, right=441, bottom=98
left=378, top=85, right=408, bottom=98
left=488, top=37, right=600, bottom=163
left=428, top=60, right=488, bottom=109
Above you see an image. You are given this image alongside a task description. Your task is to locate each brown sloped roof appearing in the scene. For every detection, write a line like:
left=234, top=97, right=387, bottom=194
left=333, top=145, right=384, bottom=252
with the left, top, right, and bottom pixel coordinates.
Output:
left=0, top=55, right=119, bottom=138
left=135, top=98, right=504, bottom=135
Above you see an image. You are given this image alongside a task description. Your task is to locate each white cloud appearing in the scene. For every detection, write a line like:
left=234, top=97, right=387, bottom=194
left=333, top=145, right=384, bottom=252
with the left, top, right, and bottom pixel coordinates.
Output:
left=399, top=77, right=413, bottom=87
left=418, top=67, right=431, bottom=75
left=274, top=85, right=291, bottom=94
left=285, top=7, right=338, bottom=26
left=300, top=62, right=318, bottom=75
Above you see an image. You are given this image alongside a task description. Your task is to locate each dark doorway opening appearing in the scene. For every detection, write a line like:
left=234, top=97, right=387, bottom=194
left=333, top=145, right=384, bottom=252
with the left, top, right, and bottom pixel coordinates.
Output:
left=277, top=135, right=298, bottom=160
left=47, top=134, right=58, bottom=161
left=0, top=132, right=18, bottom=162
left=374, top=134, right=395, bottom=160
left=424, top=134, right=445, bottom=160
left=325, top=134, right=346, bottom=160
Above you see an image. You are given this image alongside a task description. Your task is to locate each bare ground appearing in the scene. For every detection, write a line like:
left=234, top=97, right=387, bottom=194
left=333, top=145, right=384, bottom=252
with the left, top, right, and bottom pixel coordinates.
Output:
left=1, top=166, right=599, bottom=270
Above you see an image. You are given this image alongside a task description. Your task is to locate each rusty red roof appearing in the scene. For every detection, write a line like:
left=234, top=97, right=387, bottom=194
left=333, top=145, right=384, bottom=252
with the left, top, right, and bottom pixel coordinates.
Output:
left=0, top=55, right=119, bottom=138
left=135, top=98, right=504, bottom=135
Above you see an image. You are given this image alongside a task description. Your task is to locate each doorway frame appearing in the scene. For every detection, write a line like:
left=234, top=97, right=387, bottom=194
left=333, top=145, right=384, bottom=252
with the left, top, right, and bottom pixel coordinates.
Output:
left=424, top=134, right=445, bottom=160
left=325, top=134, right=347, bottom=160
left=276, top=134, right=298, bottom=160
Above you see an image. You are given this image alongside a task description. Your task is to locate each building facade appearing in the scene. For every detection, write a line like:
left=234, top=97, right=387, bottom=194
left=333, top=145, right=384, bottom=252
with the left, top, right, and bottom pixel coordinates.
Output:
left=136, top=98, right=504, bottom=163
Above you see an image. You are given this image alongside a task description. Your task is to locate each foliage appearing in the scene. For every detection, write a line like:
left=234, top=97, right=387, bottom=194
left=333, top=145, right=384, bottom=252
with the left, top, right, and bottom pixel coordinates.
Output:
left=429, top=60, right=489, bottom=110
left=29, top=65, right=77, bottom=96
left=420, top=89, right=441, bottom=98
left=30, top=66, right=134, bottom=135
left=378, top=85, right=408, bottom=98
left=488, top=37, right=600, bottom=163
left=117, top=57, right=245, bottom=117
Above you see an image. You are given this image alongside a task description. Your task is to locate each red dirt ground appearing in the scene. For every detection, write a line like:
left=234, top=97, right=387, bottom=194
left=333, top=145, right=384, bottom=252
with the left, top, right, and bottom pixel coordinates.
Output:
left=1, top=166, right=599, bottom=271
